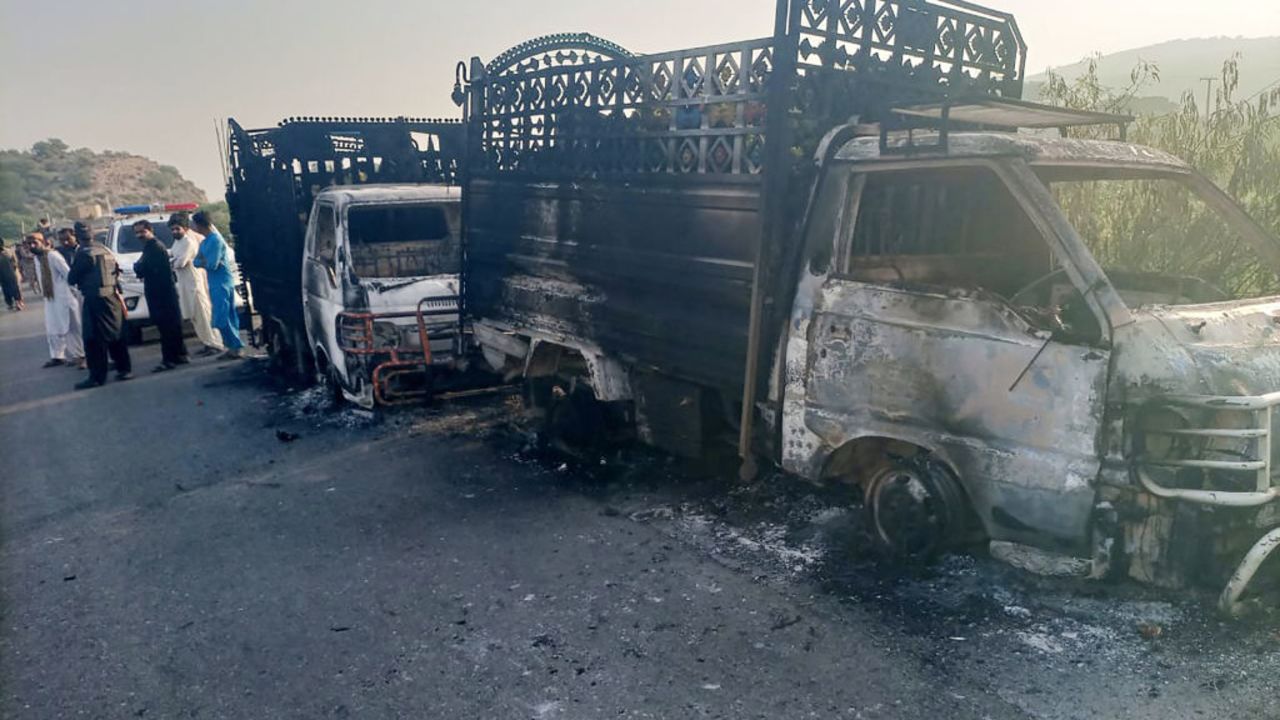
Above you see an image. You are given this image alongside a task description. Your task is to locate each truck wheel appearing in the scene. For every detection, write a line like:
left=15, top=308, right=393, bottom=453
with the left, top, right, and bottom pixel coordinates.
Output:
left=864, top=455, right=969, bottom=561
left=540, top=384, right=607, bottom=455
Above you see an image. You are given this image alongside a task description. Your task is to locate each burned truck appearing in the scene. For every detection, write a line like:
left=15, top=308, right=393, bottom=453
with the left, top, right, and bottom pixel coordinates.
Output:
left=225, top=117, right=465, bottom=403
left=453, top=0, right=1280, bottom=612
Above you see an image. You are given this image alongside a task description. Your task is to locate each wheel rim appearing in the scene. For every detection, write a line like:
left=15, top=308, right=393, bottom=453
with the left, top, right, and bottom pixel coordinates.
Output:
left=866, top=460, right=963, bottom=559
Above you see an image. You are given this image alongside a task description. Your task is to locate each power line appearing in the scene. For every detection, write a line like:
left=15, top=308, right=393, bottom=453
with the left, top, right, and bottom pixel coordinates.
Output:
left=1243, top=76, right=1280, bottom=103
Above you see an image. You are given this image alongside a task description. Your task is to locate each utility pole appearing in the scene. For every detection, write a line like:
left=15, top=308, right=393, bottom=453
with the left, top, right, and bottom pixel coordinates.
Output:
left=1200, top=76, right=1216, bottom=129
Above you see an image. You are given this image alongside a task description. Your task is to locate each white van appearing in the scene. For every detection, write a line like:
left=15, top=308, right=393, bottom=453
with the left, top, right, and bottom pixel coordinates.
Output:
left=301, top=185, right=461, bottom=407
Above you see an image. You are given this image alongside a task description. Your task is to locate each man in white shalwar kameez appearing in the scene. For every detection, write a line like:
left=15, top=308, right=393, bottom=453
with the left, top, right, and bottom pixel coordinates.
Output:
left=168, top=213, right=223, bottom=355
left=32, top=231, right=84, bottom=368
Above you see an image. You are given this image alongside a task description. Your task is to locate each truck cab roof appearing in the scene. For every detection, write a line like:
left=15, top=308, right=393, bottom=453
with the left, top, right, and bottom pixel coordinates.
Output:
left=314, top=184, right=461, bottom=208
left=836, top=132, right=1190, bottom=174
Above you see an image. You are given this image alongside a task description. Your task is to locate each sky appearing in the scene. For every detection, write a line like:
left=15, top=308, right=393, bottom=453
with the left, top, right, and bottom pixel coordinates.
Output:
left=1, top=0, right=1276, bottom=198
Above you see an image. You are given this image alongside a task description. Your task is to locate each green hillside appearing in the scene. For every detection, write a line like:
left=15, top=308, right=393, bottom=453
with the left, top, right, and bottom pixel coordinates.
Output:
left=1028, top=36, right=1280, bottom=107
left=0, top=138, right=208, bottom=239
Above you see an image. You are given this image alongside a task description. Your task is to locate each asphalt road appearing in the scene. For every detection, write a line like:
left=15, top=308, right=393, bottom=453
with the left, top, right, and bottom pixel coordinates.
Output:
left=1, top=300, right=1277, bottom=720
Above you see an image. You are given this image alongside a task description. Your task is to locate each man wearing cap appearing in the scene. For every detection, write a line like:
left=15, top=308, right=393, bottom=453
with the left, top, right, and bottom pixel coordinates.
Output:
left=68, top=221, right=132, bottom=388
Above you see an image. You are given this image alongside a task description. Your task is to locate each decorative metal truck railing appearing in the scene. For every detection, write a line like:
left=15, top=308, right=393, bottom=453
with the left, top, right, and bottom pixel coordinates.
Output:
left=455, top=0, right=1027, bottom=467
left=462, top=0, right=1024, bottom=181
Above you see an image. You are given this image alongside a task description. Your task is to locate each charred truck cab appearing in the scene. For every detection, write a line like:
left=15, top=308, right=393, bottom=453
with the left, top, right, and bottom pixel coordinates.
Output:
left=226, top=116, right=464, bottom=402
left=302, top=185, right=460, bottom=406
left=456, top=0, right=1280, bottom=612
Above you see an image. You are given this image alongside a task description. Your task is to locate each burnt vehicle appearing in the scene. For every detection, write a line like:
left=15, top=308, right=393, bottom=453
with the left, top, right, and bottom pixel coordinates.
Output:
left=453, top=0, right=1280, bottom=612
left=302, top=184, right=460, bottom=406
left=226, top=117, right=464, bottom=402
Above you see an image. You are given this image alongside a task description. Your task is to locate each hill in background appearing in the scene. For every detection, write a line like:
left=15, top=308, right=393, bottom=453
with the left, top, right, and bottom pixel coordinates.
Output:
left=0, top=138, right=208, bottom=239
left=1028, top=36, right=1280, bottom=113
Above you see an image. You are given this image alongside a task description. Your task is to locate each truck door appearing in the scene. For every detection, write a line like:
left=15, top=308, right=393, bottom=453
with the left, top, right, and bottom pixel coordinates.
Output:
left=793, top=162, right=1110, bottom=548
left=302, top=201, right=344, bottom=382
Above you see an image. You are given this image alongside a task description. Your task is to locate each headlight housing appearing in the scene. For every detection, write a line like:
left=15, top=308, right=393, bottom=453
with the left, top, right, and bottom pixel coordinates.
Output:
left=371, top=321, right=401, bottom=350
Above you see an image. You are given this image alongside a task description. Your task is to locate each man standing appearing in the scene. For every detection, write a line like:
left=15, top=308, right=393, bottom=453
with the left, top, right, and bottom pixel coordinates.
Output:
left=131, top=219, right=189, bottom=371
left=168, top=213, right=222, bottom=356
left=30, top=232, right=84, bottom=368
left=0, top=237, right=23, bottom=311
left=191, top=211, right=244, bottom=359
left=68, top=221, right=132, bottom=389
left=16, top=236, right=40, bottom=297
left=57, top=227, right=78, bottom=266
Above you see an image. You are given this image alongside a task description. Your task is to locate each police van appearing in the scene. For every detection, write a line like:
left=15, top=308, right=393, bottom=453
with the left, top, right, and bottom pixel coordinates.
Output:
left=106, top=203, right=244, bottom=342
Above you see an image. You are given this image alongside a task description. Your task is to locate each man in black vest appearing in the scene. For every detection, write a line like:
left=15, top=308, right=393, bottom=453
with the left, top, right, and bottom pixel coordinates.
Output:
left=132, top=219, right=189, bottom=371
left=67, top=221, right=133, bottom=389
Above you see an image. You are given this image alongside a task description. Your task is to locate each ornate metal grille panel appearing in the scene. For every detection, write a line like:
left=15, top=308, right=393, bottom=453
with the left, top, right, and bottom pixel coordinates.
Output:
left=792, top=0, right=1025, bottom=98
left=468, top=1, right=1024, bottom=181
left=474, top=33, right=774, bottom=180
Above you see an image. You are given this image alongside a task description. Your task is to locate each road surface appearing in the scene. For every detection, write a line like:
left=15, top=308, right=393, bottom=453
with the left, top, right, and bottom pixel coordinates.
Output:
left=1, top=300, right=1276, bottom=719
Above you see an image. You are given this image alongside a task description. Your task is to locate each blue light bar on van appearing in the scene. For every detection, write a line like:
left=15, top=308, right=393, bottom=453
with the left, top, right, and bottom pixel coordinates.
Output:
left=113, top=202, right=200, bottom=216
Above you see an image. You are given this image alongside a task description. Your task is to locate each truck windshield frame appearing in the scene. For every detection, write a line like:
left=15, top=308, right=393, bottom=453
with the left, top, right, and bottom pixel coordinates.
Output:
left=1033, top=164, right=1280, bottom=307
left=826, top=157, right=1117, bottom=345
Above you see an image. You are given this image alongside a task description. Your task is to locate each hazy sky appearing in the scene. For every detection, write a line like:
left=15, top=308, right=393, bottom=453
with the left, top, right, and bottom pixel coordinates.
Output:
left=1, top=0, right=1276, bottom=198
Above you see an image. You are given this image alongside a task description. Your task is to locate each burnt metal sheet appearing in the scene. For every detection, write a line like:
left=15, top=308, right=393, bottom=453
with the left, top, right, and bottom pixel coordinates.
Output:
left=790, top=281, right=1110, bottom=548
left=466, top=177, right=760, bottom=391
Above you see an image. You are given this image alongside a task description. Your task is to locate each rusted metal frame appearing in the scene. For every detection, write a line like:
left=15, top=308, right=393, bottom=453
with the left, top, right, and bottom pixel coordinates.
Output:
left=339, top=303, right=459, bottom=404
left=372, top=297, right=461, bottom=405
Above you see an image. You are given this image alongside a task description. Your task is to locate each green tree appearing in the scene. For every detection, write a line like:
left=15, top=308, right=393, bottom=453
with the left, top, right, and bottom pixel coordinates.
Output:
left=1040, top=56, right=1280, bottom=297
left=31, top=138, right=68, bottom=159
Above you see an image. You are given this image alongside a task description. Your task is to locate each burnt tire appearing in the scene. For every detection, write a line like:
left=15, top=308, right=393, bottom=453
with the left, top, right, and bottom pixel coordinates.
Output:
left=314, top=354, right=344, bottom=409
left=864, top=455, right=969, bottom=561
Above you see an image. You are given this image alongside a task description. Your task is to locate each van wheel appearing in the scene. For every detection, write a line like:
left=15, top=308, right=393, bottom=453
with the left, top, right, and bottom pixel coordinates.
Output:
left=864, top=455, right=969, bottom=560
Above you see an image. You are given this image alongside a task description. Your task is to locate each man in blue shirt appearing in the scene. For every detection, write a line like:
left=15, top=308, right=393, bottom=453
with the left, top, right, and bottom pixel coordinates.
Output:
left=191, top=211, right=244, bottom=359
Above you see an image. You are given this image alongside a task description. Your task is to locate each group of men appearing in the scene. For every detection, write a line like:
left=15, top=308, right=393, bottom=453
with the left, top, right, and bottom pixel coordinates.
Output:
left=13, top=211, right=245, bottom=390
left=128, top=211, right=245, bottom=372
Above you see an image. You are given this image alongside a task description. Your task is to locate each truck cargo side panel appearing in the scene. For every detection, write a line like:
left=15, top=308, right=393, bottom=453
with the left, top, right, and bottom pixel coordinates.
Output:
left=467, top=178, right=761, bottom=390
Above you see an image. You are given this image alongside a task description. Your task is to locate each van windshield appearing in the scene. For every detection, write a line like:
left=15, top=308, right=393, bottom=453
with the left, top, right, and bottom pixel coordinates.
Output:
left=1037, top=167, right=1280, bottom=305
left=346, top=203, right=459, bottom=279
left=114, top=222, right=175, bottom=254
